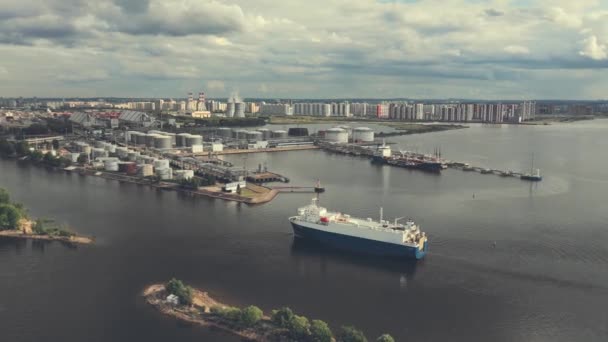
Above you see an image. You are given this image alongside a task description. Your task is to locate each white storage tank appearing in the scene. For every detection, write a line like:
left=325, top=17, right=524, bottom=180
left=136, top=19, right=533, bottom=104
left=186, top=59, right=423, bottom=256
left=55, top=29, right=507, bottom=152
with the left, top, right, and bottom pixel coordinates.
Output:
left=325, top=128, right=348, bottom=144
left=145, top=134, right=159, bottom=147
left=153, top=159, right=170, bottom=169
left=128, top=151, right=140, bottom=161
left=256, top=129, right=271, bottom=140
left=155, top=167, right=173, bottom=180
left=116, top=147, right=129, bottom=159
left=105, top=144, right=116, bottom=153
left=104, top=160, right=119, bottom=172
left=160, top=132, right=176, bottom=146
left=70, top=153, right=80, bottom=163
left=92, top=148, right=108, bottom=159
left=154, top=135, right=172, bottom=149
left=95, top=141, right=106, bottom=148
left=271, top=130, right=288, bottom=139
left=232, top=129, right=248, bottom=140
left=186, top=135, right=203, bottom=147
left=352, top=127, right=374, bottom=142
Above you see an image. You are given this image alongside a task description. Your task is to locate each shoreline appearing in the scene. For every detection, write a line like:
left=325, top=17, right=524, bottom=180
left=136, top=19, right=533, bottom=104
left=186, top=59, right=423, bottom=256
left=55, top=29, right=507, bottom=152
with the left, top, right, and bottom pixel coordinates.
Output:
left=143, top=284, right=273, bottom=341
left=0, top=225, right=94, bottom=245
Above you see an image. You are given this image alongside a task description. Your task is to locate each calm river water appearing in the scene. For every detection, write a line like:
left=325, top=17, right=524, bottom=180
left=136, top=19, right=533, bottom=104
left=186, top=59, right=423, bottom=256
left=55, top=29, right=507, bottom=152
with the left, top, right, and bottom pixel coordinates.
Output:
left=1, top=119, right=607, bottom=341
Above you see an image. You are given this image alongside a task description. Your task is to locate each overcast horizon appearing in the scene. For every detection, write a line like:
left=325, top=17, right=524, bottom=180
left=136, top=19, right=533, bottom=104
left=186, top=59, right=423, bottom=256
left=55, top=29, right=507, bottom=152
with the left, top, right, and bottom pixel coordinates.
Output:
left=1, top=0, right=608, bottom=100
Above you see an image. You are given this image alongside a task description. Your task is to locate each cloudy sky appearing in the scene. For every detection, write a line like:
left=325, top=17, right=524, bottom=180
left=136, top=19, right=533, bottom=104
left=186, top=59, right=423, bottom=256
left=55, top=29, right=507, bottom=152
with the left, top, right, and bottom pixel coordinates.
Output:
left=1, top=0, right=607, bottom=99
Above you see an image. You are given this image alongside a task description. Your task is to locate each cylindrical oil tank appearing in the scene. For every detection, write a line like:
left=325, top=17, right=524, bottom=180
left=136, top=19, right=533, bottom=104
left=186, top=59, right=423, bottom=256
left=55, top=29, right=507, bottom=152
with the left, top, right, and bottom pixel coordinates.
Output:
left=105, top=144, right=116, bottom=153
left=352, top=127, right=374, bottom=142
left=145, top=134, right=159, bottom=147
left=125, top=163, right=138, bottom=175
left=186, top=135, right=203, bottom=147
left=271, top=130, right=288, bottom=139
left=153, top=159, right=170, bottom=169
left=104, top=160, right=119, bottom=172
left=82, top=145, right=92, bottom=156
left=144, top=156, right=156, bottom=165
left=256, top=129, right=271, bottom=140
left=148, top=130, right=164, bottom=135
left=127, top=131, right=138, bottom=143
left=95, top=141, right=106, bottom=148
left=128, top=151, right=140, bottom=161
left=160, top=132, right=176, bottom=146
left=246, top=131, right=263, bottom=141
left=234, top=102, right=245, bottom=118
left=155, top=167, right=173, bottom=180
left=135, top=155, right=147, bottom=165
left=176, top=133, right=191, bottom=147
left=92, top=148, right=108, bottom=159
left=217, top=127, right=232, bottom=138
left=325, top=128, right=348, bottom=143
left=135, top=133, right=147, bottom=145
left=154, top=135, right=172, bottom=149
left=139, top=164, right=154, bottom=177
left=233, top=130, right=248, bottom=140
left=70, top=153, right=80, bottom=163
left=116, top=147, right=129, bottom=159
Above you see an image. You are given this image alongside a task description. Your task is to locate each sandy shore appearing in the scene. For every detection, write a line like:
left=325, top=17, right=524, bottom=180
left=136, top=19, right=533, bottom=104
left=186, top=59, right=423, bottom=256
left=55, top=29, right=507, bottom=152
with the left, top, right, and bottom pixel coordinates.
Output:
left=0, top=219, right=94, bottom=245
left=143, top=284, right=277, bottom=341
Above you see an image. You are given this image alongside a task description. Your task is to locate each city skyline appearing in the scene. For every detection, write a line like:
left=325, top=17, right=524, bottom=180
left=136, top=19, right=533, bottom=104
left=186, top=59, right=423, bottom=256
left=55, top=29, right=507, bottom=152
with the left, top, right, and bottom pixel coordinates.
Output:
left=1, top=0, right=608, bottom=99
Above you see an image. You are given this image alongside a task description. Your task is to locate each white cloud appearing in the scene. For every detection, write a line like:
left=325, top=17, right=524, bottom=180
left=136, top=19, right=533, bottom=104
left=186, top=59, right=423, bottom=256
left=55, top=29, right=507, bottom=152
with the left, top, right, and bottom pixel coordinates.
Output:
left=504, top=45, right=530, bottom=55
left=579, top=35, right=608, bottom=60
left=1, top=0, right=608, bottom=98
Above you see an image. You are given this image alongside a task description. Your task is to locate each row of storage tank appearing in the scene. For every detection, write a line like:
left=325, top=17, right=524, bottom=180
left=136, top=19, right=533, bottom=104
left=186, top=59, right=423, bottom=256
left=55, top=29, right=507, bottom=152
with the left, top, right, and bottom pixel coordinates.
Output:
left=324, top=127, right=375, bottom=144
left=71, top=141, right=194, bottom=181
left=127, top=131, right=204, bottom=149
left=215, top=128, right=288, bottom=141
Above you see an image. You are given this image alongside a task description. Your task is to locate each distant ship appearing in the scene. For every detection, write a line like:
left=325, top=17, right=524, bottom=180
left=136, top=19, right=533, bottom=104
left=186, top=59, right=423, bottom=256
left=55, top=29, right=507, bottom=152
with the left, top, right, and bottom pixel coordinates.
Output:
left=521, top=154, right=542, bottom=181
left=370, top=140, right=392, bottom=164
left=289, top=198, right=428, bottom=259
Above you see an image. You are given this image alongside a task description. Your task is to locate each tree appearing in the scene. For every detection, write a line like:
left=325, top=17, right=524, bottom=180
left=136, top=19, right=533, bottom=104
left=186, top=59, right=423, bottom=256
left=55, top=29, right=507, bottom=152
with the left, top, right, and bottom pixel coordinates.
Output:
left=32, top=219, right=46, bottom=235
left=288, top=314, right=311, bottom=339
left=337, top=326, right=367, bottom=342
left=271, top=307, right=295, bottom=328
left=165, top=278, right=193, bottom=305
left=240, top=305, right=263, bottom=328
left=376, top=334, right=395, bottom=342
left=0, top=204, right=23, bottom=230
left=0, top=139, right=16, bottom=156
left=30, top=150, right=43, bottom=162
left=0, top=188, right=9, bottom=204
left=15, top=141, right=30, bottom=156
left=310, top=319, right=333, bottom=342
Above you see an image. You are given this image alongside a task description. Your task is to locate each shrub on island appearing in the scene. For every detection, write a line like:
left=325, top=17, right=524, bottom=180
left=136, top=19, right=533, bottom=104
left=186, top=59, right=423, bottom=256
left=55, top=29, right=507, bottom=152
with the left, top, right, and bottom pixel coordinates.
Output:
left=165, top=278, right=193, bottom=306
left=376, top=334, right=395, bottom=342
left=338, top=325, right=368, bottom=342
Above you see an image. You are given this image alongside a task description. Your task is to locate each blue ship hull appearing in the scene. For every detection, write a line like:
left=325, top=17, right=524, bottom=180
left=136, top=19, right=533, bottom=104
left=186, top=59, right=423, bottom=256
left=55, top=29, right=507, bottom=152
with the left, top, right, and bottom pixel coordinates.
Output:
left=290, top=222, right=427, bottom=260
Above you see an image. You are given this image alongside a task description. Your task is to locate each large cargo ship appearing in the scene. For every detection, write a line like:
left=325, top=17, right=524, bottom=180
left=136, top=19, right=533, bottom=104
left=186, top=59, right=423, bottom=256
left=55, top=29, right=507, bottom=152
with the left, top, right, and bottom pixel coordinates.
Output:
left=289, top=198, right=428, bottom=259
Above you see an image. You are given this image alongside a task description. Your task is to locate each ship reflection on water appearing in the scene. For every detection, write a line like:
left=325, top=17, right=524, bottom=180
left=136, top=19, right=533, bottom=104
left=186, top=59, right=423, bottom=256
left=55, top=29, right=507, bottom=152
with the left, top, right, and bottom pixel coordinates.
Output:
left=289, top=238, right=421, bottom=289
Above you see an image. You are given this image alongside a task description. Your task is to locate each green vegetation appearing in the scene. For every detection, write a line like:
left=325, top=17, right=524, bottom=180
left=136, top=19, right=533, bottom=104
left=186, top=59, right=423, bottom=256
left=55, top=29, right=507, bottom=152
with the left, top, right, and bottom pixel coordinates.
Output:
left=0, top=139, right=71, bottom=167
left=376, top=334, right=395, bottom=342
left=178, top=175, right=216, bottom=189
left=377, top=123, right=466, bottom=137
left=271, top=307, right=295, bottom=328
left=338, top=325, right=368, bottom=342
left=31, top=218, right=74, bottom=237
left=166, top=278, right=194, bottom=305
left=288, top=314, right=311, bottom=339
left=0, top=188, right=26, bottom=230
left=240, top=305, right=264, bottom=327
left=310, top=319, right=333, bottom=342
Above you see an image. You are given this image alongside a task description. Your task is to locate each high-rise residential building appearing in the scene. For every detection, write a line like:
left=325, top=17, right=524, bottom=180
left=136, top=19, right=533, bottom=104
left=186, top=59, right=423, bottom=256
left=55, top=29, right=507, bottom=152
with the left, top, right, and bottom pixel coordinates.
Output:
left=415, top=103, right=424, bottom=120
left=259, top=103, right=293, bottom=115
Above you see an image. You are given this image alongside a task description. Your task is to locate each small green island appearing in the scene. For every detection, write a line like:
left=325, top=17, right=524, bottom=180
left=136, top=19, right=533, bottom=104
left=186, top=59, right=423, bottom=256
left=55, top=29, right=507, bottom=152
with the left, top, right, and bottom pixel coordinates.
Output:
left=143, top=279, right=396, bottom=342
left=0, top=187, right=93, bottom=245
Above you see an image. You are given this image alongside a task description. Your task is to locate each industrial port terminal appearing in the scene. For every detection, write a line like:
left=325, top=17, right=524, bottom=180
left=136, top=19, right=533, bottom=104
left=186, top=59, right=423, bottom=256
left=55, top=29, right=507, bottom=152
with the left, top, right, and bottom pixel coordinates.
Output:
left=2, top=118, right=541, bottom=207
